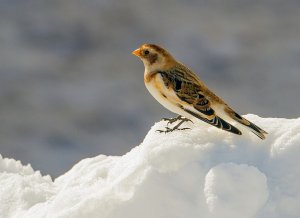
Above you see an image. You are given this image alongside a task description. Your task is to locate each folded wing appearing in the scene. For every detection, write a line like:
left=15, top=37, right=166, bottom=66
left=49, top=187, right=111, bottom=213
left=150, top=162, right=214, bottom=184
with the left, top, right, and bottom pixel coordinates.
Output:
left=159, top=68, right=242, bottom=135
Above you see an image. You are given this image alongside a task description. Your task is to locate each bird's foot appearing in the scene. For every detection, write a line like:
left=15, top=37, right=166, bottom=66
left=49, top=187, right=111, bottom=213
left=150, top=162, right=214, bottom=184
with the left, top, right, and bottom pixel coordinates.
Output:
left=156, top=126, right=191, bottom=134
left=157, top=115, right=193, bottom=133
left=161, top=115, right=193, bottom=126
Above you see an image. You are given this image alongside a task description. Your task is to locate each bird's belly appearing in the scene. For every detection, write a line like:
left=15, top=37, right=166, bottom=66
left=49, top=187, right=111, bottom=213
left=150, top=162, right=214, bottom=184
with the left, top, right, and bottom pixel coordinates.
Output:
left=145, top=74, right=191, bottom=117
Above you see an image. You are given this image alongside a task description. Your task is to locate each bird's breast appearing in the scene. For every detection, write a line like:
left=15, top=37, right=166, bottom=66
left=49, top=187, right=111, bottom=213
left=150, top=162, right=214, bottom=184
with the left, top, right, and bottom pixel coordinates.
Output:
left=144, top=73, right=185, bottom=115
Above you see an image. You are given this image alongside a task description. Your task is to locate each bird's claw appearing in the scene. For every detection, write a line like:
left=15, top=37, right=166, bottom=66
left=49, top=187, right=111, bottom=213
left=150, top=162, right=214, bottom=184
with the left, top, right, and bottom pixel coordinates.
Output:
left=178, top=127, right=191, bottom=131
left=156, top=127, right=172, bottom=134
left=161, top=115, right=193, bottom=126
left=156, top=127, right=191, bottom=134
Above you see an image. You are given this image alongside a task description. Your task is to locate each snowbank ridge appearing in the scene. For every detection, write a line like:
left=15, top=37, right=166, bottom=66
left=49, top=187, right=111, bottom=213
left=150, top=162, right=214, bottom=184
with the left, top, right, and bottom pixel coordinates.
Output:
left=1, top=115, right=300, bottom=218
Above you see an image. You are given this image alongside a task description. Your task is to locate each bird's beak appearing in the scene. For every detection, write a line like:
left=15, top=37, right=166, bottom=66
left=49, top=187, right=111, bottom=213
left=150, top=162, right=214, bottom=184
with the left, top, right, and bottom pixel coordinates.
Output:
left=132, top=48, right=141, bottom=57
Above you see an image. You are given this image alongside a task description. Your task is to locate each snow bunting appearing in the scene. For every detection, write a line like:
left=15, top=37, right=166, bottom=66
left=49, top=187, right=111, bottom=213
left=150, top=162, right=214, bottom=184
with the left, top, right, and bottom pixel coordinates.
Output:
left=132, top=44, right=267, bottom=139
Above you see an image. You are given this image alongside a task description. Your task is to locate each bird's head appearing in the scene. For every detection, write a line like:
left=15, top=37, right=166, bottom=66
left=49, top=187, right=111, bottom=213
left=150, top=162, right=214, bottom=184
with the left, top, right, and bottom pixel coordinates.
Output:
left=132, top=44, right=175, bottom=71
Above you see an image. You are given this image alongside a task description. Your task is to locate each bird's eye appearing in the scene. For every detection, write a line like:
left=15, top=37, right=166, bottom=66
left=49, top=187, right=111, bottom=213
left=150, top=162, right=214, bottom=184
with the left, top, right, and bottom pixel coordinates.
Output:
left=144, top=50, right=149, bottom=55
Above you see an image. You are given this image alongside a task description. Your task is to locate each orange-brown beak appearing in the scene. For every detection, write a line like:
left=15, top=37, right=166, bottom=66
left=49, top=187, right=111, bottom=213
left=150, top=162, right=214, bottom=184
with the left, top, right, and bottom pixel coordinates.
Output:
left=132, top=48, right=141, bottom=57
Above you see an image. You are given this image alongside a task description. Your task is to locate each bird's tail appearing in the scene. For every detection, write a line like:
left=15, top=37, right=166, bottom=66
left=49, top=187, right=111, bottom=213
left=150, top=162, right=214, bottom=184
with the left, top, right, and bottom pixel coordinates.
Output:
left=184, top=108, right=242, bottom=136
left=227, top=109, right=267, bottom=140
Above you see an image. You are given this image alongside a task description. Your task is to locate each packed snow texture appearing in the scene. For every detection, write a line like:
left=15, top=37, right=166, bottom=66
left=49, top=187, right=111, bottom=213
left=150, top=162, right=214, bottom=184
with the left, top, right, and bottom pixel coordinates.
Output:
left=1, top=115, right=300, bottom=218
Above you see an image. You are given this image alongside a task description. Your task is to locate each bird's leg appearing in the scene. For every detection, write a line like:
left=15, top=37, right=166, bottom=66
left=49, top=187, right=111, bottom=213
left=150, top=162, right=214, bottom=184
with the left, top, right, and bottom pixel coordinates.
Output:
left=172, top=119, right=191, bottom=131
left=157, top=115, right=193, bottom=133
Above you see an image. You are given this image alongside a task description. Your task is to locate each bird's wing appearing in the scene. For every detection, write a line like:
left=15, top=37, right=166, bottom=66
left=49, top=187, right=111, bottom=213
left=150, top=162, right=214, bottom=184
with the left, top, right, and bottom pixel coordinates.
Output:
left=158, top=68, right=213, bottom=115
left=159, top=68, right=242, bottom=135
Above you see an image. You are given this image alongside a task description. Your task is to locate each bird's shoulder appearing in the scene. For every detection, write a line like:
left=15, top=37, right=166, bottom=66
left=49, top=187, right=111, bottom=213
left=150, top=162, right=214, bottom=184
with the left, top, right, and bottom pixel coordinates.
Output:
left=157, top=64, right=203, bottom=90
left=158, top=64, right=225, bottom=105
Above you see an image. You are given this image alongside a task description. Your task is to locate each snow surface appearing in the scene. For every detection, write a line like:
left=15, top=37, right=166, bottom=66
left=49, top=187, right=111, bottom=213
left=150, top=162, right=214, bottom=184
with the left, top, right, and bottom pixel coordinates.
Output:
left=1, top=115, right=300, bottom=218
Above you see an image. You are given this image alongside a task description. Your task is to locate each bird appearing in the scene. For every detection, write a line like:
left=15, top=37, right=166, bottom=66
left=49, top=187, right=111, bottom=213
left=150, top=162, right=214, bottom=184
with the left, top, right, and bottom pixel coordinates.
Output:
left=132, top=44, right=267, bottom=139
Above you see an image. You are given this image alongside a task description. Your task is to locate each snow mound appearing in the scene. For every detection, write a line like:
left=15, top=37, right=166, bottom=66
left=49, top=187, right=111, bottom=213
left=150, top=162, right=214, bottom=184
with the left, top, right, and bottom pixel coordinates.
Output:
left=0, top=155, right=54, bottom=218
left=1, top=115, right=300, bottom=218
left=204, top=163, right=268, bottom=218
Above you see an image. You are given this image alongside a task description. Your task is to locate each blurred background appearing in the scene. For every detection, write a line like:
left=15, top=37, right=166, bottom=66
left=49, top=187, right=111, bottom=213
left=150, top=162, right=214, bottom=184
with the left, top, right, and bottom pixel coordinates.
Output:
left=0, top=0, right=299, bottom=177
